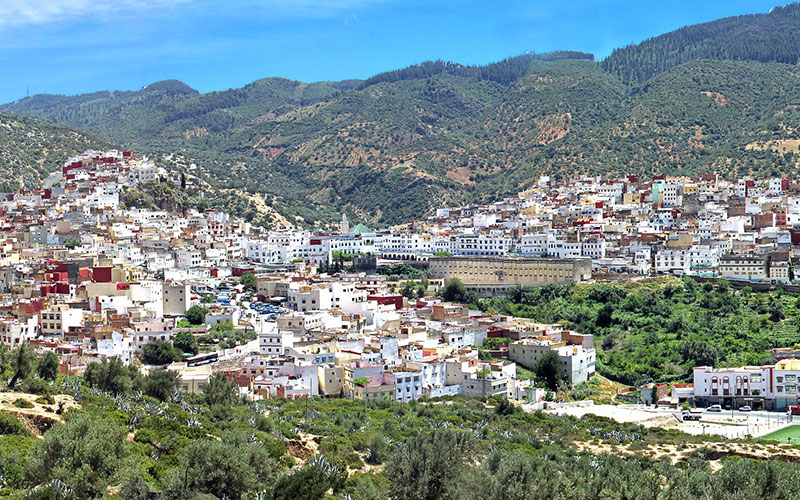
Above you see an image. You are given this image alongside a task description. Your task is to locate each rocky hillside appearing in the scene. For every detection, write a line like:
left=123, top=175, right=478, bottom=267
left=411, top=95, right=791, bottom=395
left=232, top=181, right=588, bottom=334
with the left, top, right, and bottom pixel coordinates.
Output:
left=0, top=113, right=107, bottom=191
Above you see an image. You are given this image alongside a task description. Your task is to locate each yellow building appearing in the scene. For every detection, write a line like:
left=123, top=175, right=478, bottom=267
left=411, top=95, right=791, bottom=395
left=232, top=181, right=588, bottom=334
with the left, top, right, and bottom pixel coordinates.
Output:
left=167, top=362, right=212, bottom=394
left=428, top=256, right=592, bottom=296
left=776, top=359, right=800, bottom=371
left=318, top=365, right=344, bottom=397
left=622, top=192, right=642, bottom=204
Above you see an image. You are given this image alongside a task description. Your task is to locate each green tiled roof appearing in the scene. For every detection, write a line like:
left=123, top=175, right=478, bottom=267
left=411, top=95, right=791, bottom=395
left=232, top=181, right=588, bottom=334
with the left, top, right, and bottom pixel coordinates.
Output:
left=350, top=223, right=371, bottom=234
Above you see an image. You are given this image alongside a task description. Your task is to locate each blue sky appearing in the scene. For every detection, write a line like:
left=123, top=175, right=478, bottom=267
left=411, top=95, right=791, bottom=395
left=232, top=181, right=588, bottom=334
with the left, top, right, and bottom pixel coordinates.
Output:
left=0, top=0, right=787, bottom=103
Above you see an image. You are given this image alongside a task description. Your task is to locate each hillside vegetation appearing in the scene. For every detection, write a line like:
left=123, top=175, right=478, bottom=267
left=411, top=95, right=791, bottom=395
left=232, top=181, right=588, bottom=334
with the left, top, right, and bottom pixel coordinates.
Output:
left=3, top=359, right=800, bottom=499
left=478, top=278, right=800, bottom=385
left=4, top=5, right=800, bottom=225
left=603, top=3, right=800, bottom=83
left=0, top=113, right=107, bottom=192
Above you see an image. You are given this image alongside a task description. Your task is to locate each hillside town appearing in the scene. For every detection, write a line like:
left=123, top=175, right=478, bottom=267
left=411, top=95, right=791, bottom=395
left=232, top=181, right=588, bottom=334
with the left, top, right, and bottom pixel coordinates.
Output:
left=0, top=150, right=599, bottom=403
left=4, top=150, right=800, bottom=408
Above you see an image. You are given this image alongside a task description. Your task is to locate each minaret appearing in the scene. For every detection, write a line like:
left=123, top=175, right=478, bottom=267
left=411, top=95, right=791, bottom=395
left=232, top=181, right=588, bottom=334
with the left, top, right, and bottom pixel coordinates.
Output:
left=340, top=213, right=350, bottom=233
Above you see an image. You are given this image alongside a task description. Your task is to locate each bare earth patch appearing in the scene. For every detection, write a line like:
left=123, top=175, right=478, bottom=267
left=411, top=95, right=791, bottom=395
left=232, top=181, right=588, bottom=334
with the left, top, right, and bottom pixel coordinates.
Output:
left=745, top=139, right=800, bottom=154
left=445, top=166, right=475, bottom=185
left=575, top=439, right=800, bottom=465
left=532, top=113, right=571, bottom=145
left=183, top=127, right=209, bottom=139
left=701, top=91, right=728, bottom=106
left=286, top=431, right=321, bottom=460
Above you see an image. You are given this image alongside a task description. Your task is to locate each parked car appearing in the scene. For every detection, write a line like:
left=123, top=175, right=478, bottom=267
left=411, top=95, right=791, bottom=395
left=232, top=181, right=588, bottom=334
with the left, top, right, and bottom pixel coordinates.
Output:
left=788, top=405, right=800, bottom=415
left=707, top=404, right=722, bottom=412
left=739, top=406, right=752, bottom=412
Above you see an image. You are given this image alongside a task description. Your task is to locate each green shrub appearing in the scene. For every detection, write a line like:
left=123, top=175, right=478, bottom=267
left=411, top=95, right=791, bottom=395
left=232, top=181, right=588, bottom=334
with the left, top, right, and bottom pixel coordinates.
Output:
left=19, top=377, right=52, bottom=395
left=344, top=452, right=364, bottom=469
left=0, top=412, right=30, bottom=436
left=12, top=399, right=33, bottom=409
left=35, top=394, right=56, bottom=405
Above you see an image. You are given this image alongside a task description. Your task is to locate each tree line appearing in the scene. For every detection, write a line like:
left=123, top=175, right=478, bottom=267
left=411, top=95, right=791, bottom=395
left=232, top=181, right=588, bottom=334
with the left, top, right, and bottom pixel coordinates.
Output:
left=603, top=3, right=800, bottom=83
left=358, top=52, right=595, bottom=90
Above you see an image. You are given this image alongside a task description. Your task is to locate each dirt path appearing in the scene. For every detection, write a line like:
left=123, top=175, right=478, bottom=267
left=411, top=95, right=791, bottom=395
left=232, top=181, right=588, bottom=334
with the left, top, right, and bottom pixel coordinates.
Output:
left=593, top=374, right=630, bottom=403
left=0, top=391, right=80, bottom=435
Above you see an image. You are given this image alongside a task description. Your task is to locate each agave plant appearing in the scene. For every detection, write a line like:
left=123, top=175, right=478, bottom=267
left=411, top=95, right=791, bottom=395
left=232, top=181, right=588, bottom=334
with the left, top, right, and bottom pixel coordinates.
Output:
left=89, top=387, right=108, bottom=398
left=143, top=402, right=164, bottom=415
left=186, top=416, right=202, bottom=427
left=48, top=479, right=74, bottom=499
left=309, top=455, right=338, bottom=474
left=60, top=376, right=82, bottom=396
left=180, top=401, right=197, bottom=414
left=114, top=395, right=132, bottom=412
left=170, top=390, right=183, bottom=403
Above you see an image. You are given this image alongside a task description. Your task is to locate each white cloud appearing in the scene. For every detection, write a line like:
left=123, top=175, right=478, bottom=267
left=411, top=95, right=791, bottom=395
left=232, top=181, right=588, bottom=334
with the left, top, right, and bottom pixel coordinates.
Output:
left=0, top=0, right=189, bottom=26
left=0, top=0, right=387, bottom=26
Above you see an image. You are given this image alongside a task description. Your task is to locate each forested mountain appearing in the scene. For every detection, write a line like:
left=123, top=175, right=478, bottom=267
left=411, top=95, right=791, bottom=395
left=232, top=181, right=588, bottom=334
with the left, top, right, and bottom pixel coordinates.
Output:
left=4, top=4, right=800, bottom=226
left=357, top=51, right=595, bottom=89
left=603, top=3, right=800, bottom=83
left=0, top=113, right=107, bottom=191
left=4, top=78, right=343, bottom=144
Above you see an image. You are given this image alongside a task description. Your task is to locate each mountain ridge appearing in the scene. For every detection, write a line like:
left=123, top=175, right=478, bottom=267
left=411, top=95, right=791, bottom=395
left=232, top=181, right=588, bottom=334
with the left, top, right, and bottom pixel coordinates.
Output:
left=3, top=5, right=800, bottom=226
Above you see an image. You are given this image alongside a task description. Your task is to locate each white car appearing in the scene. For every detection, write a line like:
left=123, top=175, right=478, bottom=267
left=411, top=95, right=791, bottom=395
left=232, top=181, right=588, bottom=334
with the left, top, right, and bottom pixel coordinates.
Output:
left=707, top=404, right=722, bottom=412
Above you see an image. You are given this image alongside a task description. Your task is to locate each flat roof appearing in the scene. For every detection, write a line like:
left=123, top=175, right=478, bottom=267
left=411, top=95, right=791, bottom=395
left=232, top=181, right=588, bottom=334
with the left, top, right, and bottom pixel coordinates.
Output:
left=429, top=255, right=590, bottom=264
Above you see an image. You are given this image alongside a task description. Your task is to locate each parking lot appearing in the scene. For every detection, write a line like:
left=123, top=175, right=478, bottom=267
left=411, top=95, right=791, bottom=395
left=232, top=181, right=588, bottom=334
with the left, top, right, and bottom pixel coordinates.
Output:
left=545, top=404, right=795, bottom=439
